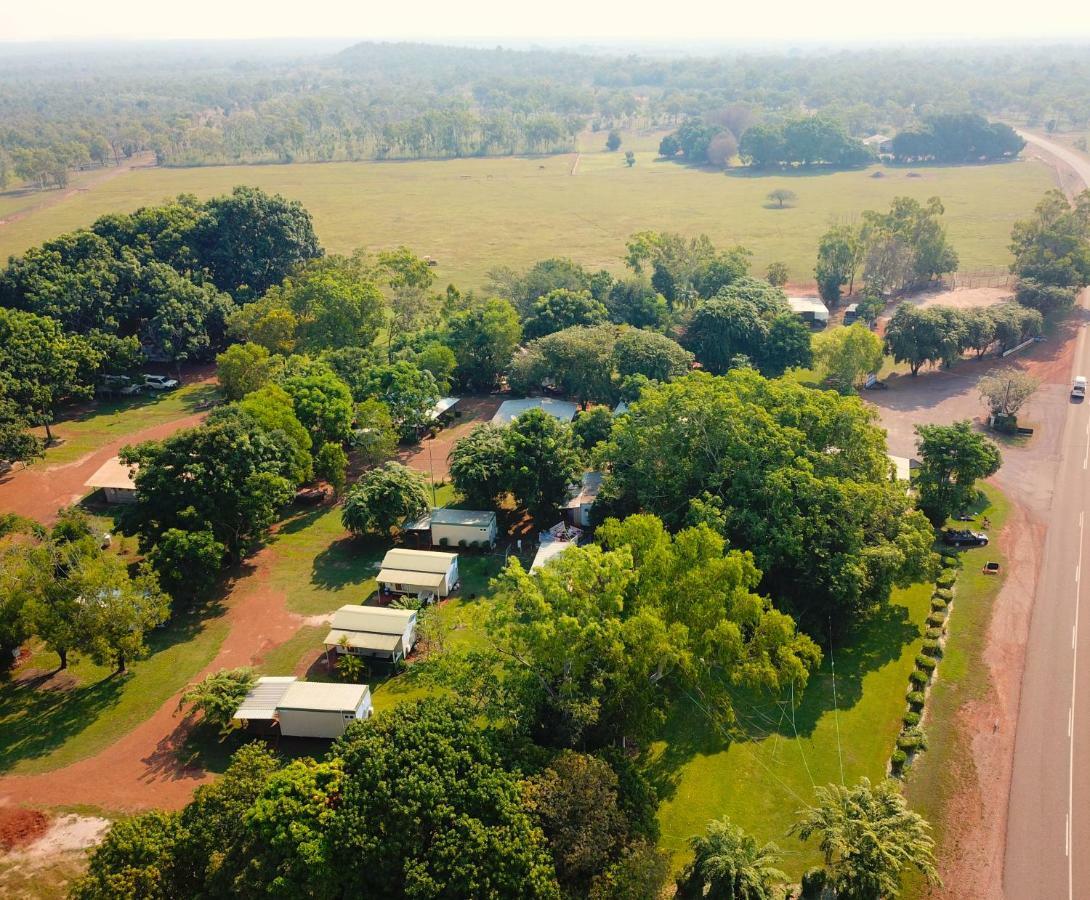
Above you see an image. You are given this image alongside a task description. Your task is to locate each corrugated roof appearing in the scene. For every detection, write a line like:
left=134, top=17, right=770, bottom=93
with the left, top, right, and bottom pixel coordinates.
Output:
left=279, top=681, right=370, bottom=713
left=331, top=604, right=416, bottom=635
left=324, top=628, right=403, bottom=652
left=564, top=472, right=604, bottom=509
left=530, top=540, right=576, bottom=573
left=429, top=397, right=460, bottom=419
left=490, top=398, right=578, bottom=425
left=376, top=568, right=446, bottom=589
left=381, top=548, right=457, bottom=574
left=84, top=457, right=138, bottom=491
left=233, top=676, right=296, bottom=721
left=431, top=508, right=496, bottom=527
left=787, top=297, right=830, bottom=316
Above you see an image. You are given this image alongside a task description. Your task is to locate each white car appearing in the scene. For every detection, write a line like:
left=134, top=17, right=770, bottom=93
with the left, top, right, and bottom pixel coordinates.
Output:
left=143, top=374, right=179, bottom=391
left=1073, top=376, right=1086, bottom=400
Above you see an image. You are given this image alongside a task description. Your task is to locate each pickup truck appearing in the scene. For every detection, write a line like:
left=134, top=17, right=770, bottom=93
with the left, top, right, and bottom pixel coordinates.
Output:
left=143, top=374, right=179, bottom=391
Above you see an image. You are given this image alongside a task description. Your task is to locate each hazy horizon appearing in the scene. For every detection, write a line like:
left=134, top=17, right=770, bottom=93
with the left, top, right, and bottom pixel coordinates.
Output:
left=3, top=0, right=1090, bottom=45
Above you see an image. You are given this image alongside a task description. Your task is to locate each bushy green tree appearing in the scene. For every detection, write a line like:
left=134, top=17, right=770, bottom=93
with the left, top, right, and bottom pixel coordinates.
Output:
left=449, top=425, right=513, bottom=508
left=598, top=371, right=935, bottom=629
left=355, top=361, right=440, bottom=441
left=180, top=668, right=256, bottom=735
left=281, top=365, right=354, bottom=446
left=677, top=818, right=786, bottom=900
left=524, top=289, right=608, bottom=340
left=446, top=296, right=522, bottom=389
left=342, top=462, right=429, bottom=537
left=813, top=323, right=884, bottom=391
left=1009, top=189, right=1090, bottom=288
left=612, top=328, right=692, bottom=382
left=215, top=342, right=278, bottom=401
left=504, top=408, right=583, bottom=523
left=790, top=778, right=939, bottom=898
left=147, top=528, right=225, bottom=604
left=351, top=398, right=398, bottom=467
left=572, top=406, right=614, bottom=451
left=914, top=421, right=1001, bottom=524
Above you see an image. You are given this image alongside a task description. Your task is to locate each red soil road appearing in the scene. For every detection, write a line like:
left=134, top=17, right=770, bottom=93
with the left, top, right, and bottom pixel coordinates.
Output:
left=0, top=540, right=307, bottom=812
left=398, top=395, right=502, bottom=482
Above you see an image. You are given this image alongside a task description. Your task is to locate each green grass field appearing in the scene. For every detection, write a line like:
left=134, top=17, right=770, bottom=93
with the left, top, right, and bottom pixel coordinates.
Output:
left=0, top=612, right=229, bottom=775
left=39, top=382, right=218, bottom=466
left=0, top=146, right=1054, bottom=289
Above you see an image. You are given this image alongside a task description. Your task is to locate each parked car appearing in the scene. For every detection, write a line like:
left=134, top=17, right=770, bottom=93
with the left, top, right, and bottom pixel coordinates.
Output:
left=1072, top=375, right=1086, bottom=400
left=942, top=529, right=989, bottom=547
left=143, top=374, right=179, bottom=391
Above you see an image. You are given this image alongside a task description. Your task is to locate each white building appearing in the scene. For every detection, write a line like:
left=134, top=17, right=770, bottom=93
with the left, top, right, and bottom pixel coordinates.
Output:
left=430, top=508, right=498, bottom=548
left=233, top=676, right=372, bottom=739
left=490, top=397, right=578, bottom=426
left=324, top=604, right=419, bottom=663
left=84, top=457, right=138, bottom=503
left=564, top=472, right=603, bottom=528
left=787, top=297, right=830, bottom=326
left=377, top=548, right=459, bottom=598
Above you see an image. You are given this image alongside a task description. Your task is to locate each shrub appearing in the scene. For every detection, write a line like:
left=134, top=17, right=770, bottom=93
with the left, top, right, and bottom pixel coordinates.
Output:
left=891, top=749, right=908, bottom=771
left=337, top=653, right=364, bottom=683
left=922, top=638, right=941, bottom=656
left=897, top=734, right=922, bottom=753
left=931, top=598, right=948, bottom=612
left=934, top=587, right=954, bottom=602
left=916, top=654, right=937, bottom=671
left=937, top=569, right=957, bottom=588
left=907, top=690, right=926, bottom=708
left=800, top=867, right=829, bottom=899
left=927, top=611, right=947, bottom=628
left=458, top=539, right=468, bottom=548
left=903, top=710, right=921, bottom=727
left=940, top=549, right=962, bottom=567
left=909, top=668, right=930, bottom=687
left=926, top=626, right=944, bottom=640
left=438, top=537, right=449, bottom=547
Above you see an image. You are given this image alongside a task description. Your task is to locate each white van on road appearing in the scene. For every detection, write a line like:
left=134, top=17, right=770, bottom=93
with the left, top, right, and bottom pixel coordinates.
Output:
left=1072, top=376, right=1086, bottom=400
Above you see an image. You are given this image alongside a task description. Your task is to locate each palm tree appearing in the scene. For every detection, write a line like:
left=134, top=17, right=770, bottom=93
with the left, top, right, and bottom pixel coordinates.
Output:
left=790, top=777, right=940, bottom=899
left=677, top=817, right=786, bottom=899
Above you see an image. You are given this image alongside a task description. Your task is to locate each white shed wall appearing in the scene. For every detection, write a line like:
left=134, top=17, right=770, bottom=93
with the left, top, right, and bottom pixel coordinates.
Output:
left=432, top=521, right=497, bottom=548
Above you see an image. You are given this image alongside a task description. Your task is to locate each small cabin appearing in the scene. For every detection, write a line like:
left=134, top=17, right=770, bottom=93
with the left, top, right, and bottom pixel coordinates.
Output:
left=377, top=548, right=459, bottom=598
left=233, top=676, right=372, bottom=739
left=323, top=604, right=418, bottom=664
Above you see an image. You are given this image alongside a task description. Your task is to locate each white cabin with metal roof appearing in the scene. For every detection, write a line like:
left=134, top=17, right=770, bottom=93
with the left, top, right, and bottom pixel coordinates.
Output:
left=377, top=548, right=459, bottom=598
left=232, top=676, right=372, bottom=738
left=324, top=604, right=419, bottom=663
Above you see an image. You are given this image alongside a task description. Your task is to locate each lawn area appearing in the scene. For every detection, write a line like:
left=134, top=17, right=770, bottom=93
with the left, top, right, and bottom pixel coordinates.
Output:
left=903, top=484, right=1010, bottom=896
left=653, top=578, right=933, bottom=878
left=0, top=611, right=230, bottom=775
left=38, top=382, right=218, bottom=466
left=0, top=151, right=1053, bottom=290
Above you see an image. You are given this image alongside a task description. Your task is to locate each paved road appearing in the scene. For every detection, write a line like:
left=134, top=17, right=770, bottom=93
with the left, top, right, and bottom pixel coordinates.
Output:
left=1005, top=131, right=1090, bottom=900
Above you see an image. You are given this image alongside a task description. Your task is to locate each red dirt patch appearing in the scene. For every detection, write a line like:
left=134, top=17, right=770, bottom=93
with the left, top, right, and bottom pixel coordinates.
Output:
left=398, top=395, right=502, bottom=482
left=0, top=807, right=50, bottom=851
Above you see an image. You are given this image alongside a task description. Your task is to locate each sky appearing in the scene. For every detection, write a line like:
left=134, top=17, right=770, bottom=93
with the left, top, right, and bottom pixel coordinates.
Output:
left=2, top=0, right=1089, bottom=44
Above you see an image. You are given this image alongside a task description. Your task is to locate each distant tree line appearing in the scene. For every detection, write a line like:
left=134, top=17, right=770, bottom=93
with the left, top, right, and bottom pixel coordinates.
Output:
left=891, top=113, right=1025, bottom=164
left=1, top=42, right=1089, bottom=184
left=738, top=117, right=872, bottom=169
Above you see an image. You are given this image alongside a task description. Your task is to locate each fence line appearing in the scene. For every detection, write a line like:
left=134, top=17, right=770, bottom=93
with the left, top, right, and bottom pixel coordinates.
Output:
left=939, top=268, right=1014, bottom=290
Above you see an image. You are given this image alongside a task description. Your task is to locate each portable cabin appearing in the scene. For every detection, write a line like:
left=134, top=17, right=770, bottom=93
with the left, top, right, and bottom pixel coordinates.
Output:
left=232, top=676, right=372, bottom=739
left=323, top=604, right=418, bottom=663
left=787, top=297, right=830, bottom=327
left=430, top=508, right=498, bottom=549
left=377, top=548, right=459, bottom=598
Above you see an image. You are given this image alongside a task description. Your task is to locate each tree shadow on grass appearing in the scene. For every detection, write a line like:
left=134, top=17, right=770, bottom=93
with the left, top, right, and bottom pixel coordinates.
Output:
left=644, top=597, right=920, bottom=803
left=311, top=537, right=381, bottom=593
left=0, top=670, right=126, bottom=774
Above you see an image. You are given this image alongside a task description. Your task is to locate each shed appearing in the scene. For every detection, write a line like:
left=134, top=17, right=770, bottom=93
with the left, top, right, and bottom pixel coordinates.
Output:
left=530, top=538, right=576, bottom=573
left=888, top=454, right=914, bottom=482
left=232, top=676, right=373, bottom=739
left=430, top=508, right=498, bottom=548
left=84, top=457, right=139, bottom=504
left=323, top=604, right=418, bottom=662
left=429, top=397, right=461, bottom=423
left=787, top=297, right=830, bottom=326
left=564, top=472, right=603, bottom=528
left=377, top=548, right=459, bottom=598
left=490, top=398, right=578, bottom=426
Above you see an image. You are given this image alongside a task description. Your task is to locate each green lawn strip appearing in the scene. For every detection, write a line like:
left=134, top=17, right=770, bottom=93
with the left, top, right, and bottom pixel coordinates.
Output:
left=0, top=611, right=230, bottom=775
left=0, top=156, right=1051, bottom=290
left=902, top=484, right=1009, bottom=897
left=652, top=579, right=932, bottom=878
left=258, top=625, right=329, bottom=676
left=38, top=382, right=218, bottom=466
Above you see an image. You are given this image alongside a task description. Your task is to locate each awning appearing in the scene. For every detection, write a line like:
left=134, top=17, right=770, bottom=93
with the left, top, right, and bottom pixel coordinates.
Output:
left=323, top=629, right=403, bottom=653
left=376, top=568, right=445, bottom=589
